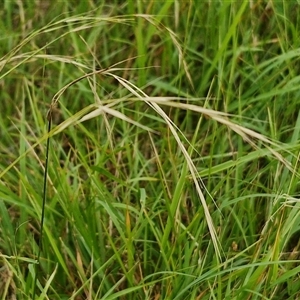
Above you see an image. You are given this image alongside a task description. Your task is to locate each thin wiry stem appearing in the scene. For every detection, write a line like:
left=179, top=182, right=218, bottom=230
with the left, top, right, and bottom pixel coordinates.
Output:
left=32, top=109, right=52, bottom=299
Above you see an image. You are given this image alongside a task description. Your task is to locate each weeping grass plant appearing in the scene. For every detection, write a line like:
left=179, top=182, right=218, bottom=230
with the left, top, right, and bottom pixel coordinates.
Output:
left=0, top=1, right=300, bottom=299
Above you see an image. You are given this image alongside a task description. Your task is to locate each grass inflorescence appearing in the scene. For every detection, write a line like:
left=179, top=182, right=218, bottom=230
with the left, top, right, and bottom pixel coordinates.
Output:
left=0, top=1, right=300, bottom=299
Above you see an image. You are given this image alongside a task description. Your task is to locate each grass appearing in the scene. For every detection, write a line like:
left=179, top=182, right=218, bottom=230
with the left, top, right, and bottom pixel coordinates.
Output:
left=0, top=1, right=300, bottom=299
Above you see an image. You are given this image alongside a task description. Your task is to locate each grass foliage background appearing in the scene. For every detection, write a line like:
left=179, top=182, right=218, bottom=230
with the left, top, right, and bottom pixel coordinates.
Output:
left=1, top=1, right=300, bottom=299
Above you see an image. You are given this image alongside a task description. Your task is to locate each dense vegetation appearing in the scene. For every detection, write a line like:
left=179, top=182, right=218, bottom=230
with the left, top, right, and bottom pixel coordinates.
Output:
left=0, top=1, right=300, bottom=299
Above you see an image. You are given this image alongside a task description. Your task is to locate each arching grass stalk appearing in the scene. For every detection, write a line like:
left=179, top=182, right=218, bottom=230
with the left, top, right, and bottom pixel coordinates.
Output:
left=32, top=105, right=54, bottom=299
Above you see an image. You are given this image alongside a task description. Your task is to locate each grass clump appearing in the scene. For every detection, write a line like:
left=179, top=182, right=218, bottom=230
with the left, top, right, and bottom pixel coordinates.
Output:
left=0, top=1, right=300, bottom=299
